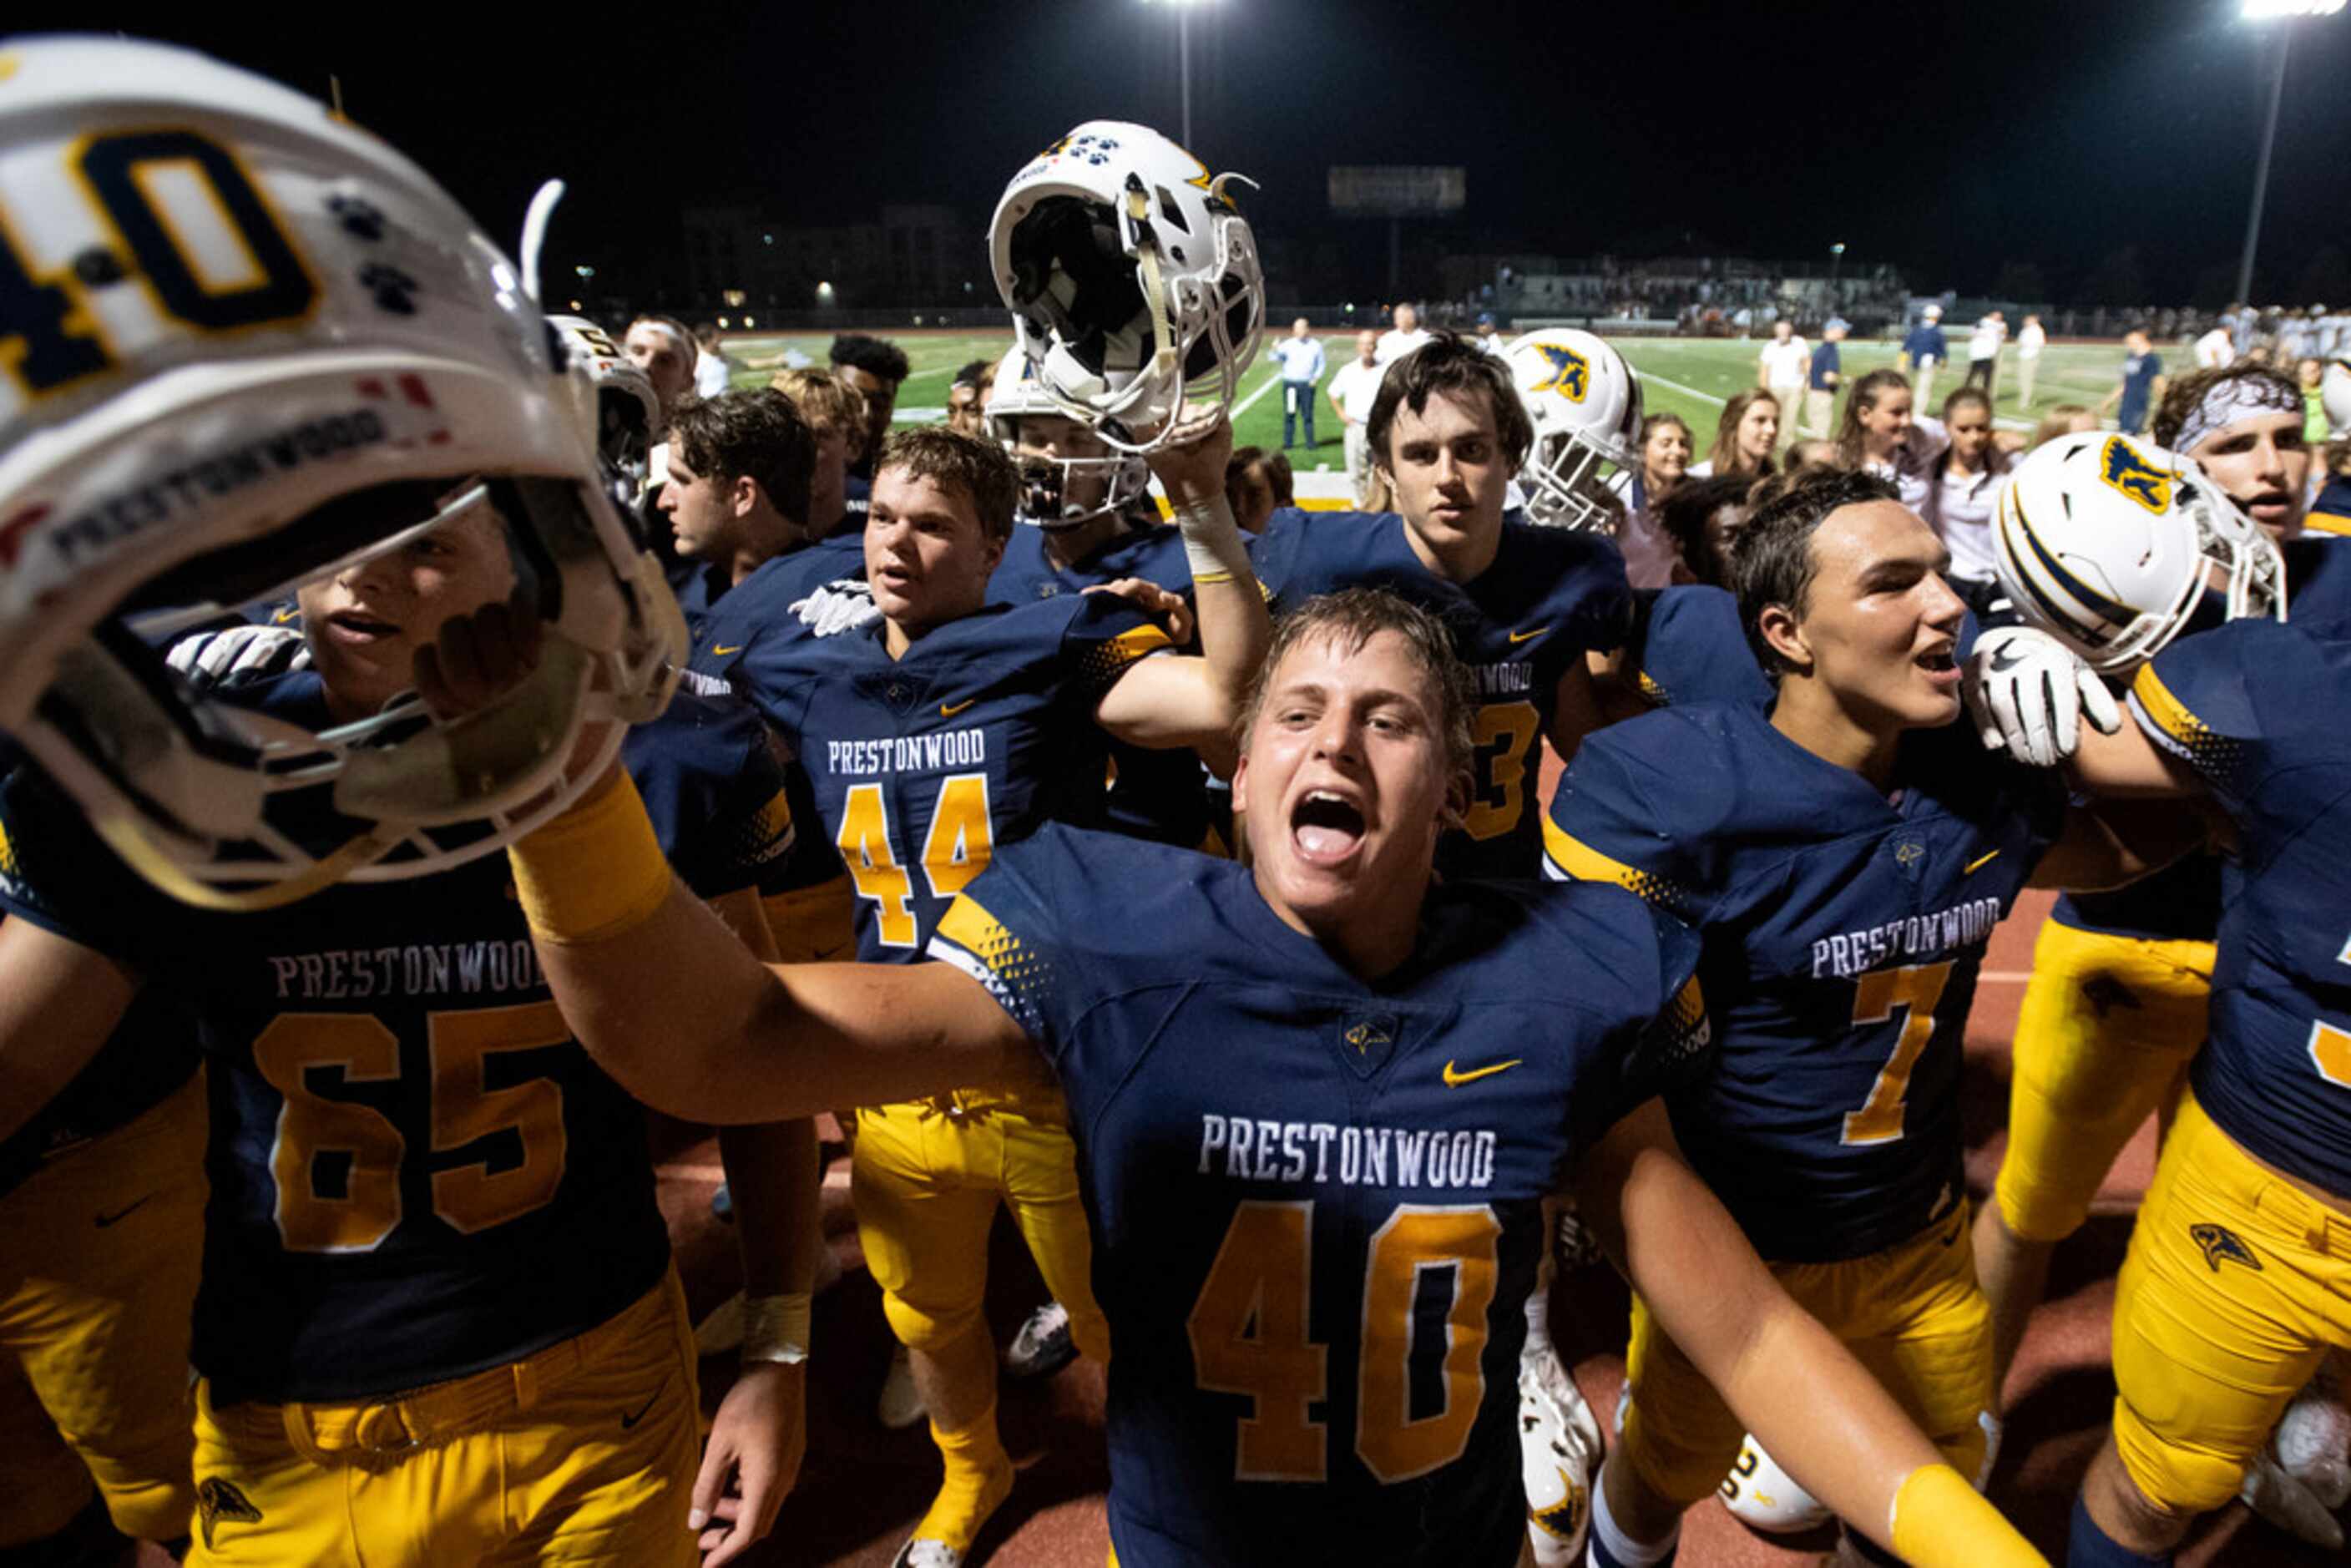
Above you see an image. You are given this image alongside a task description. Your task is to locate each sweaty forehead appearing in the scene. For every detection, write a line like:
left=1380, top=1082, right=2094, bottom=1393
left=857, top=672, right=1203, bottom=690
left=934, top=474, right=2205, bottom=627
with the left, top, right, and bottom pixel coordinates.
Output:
left=1813, top=501, right=1934, bottom=574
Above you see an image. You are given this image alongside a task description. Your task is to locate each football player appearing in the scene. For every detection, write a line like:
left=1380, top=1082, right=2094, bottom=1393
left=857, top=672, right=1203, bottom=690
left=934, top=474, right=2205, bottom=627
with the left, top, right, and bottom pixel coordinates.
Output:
left=453, top=584, right=2049, bottom=1568
left=0, top=38, right=810, bottom=1566
left=707, top=421, right=1265, bottom=1567
left=770, top=367, right=869, bottom=542
left=1545, top=470, right=2179, bottom=1568
left=1969, top=368, right=2343, bottom=1375
left=829, top=333, right=913, bottom=532
left=2009, top=559, right=2351, bottom=1566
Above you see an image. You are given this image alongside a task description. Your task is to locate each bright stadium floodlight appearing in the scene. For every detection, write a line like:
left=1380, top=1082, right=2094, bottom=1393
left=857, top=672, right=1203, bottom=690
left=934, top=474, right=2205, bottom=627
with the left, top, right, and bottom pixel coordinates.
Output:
left=2236, top=0, right=2343, bottom=301
left=1140, top=0, right=1216, bottom=146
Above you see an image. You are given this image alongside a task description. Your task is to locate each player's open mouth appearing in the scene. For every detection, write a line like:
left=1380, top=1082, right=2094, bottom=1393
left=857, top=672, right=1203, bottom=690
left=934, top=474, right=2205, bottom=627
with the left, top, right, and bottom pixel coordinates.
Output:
left=2242, top=490, right=2294, bottom=527
left=1291, top=788, right=1367, bottom=865
left=323, top=609, right=401, bottom=645
left=1915, top=645, right=1959, bottom=687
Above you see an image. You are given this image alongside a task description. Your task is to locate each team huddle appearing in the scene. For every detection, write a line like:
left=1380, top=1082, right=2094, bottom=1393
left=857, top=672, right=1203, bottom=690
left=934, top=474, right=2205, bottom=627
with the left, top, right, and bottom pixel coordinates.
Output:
left=4, top=33, right=2351, bottom=1568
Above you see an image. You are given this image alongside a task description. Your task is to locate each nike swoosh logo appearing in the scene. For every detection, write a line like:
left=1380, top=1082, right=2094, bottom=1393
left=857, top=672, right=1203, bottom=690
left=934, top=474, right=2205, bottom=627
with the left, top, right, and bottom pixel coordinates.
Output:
left=619, top=1374, right=669, bottom=1429
left=940, top=699, right=975, bottom=717
left=94, top=1194, right=154, bottom=1228
left=1508, top=625, right=1551, bottom=645
left=710, top=644, right=743, bottom=656
left=1986, top=643, right=2030, bottom=673
left=1964, top=849, right=2000, bottom=875
left=270, top=607, right=300, bottom=625
left=1443, top=1058, right=1523, bottom=1087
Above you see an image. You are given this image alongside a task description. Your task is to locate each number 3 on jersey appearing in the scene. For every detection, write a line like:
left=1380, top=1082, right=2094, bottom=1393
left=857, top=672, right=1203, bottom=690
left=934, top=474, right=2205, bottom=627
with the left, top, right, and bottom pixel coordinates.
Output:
left=837, top=773, right=996, bottom=947
left=1187, top=1199, right=1502, bottom=1483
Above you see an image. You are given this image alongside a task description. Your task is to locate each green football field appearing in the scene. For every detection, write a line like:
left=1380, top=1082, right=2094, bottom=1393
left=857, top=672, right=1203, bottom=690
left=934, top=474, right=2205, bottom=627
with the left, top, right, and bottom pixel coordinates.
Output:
left=720, top=328, right=2136, bottom=473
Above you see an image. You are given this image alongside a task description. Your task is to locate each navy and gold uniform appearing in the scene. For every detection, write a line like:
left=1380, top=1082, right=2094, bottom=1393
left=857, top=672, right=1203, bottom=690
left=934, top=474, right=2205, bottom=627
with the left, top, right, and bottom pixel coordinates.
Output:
left=1248, top=510, right=1632, bottom=880
left=0, top=677, right=798, bottom=1565
left=1995, top=532, right=2351, bottom=1245
left=1620, top=584, right=1773, bottom=711
left=2103, top=619, right=2351, bottom=1513
left=928, top=825, right=1705, bottom=1567
left=0, top=983, right=205, bottom=1551
left=1545, top=701, right=2065, bottom=1499
left=992, top=519, right=1226, bottom=851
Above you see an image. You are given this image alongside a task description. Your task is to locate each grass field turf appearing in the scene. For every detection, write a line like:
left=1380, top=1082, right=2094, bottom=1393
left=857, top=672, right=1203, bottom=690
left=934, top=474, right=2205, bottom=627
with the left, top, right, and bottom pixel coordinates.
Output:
left=720, top=328, right=2141, bottom=473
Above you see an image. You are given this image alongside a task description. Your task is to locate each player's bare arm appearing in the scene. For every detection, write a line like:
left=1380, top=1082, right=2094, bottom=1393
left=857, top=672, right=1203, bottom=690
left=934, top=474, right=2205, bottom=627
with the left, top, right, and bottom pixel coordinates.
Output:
left=1095, top=407, right=1273, bottom=750
left=0, top=919, right=137, bottom=1146
left=1579, top=1100, right=2045, bottom=1566
left=2025, top=797, right=2211, bottom=893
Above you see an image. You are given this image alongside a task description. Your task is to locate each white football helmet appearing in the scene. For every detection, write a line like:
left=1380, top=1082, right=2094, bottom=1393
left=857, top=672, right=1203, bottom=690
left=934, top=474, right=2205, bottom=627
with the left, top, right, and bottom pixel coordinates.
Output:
left=1993, top=432, right=2285, bottom=675
left=1504, top=329, right=1642, bottom=531
left=1720, top=1434, right=1831, bottom=1535
left=983, top=346, right=1149, bottom=528
left=2323, top=360, right=2351, bottom=440
left=990, top=121, right=1264, bottom=453
left=0, top=36, right=683, bottom=910
left=548, top=314, right=662, bottom=493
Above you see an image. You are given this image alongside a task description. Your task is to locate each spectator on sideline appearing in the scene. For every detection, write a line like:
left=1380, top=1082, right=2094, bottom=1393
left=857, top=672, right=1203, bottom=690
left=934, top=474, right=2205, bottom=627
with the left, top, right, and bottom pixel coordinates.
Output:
left=769, top=367, right=867, bottom=540
left=1327, top=329, right=1384, bottom=504
left=1915, top=387, right=2008, bottom=615
left=2299, top=357, right=2330, bottom=445
left=1605, top=412, right=1695, bottom=589
left=1654, top=471, right=1755, bottom=588
left=1963, top=310, right=2005, bottom=394
left=1473, top=311, right=1507, bottom=356
left=1225, top=446, right=1292, bottom=534
left=693, top=321, right=732, bottom=398
left=2098, top=328, right=2164, bottom=436
left=1269, top=318, right=1327, bottom=450
left=624, top=315, right=700, bottom=422
left=829, top=332, right=912, bottom=482
left=1900, top=303, right=1948, bottom=410
left=1690, top=388, right=1780, bottom=479
left=1806, top=318, right=1847, bottom=437
left=1757, top=319, right=1810, bottom=453
left=2195, top=320, right=2235, bottom=371
left=945, top=360, right=990, bottom=438
left=1375, top=301, right=1432, bottom=365
left=1835, top=368, right=1932, bottom=492
left=2014, top=314, right=2047, bottom=408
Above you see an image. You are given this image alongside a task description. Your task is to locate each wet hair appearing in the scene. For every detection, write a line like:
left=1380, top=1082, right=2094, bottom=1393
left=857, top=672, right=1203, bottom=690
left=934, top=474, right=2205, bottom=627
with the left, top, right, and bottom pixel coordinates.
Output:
left=1730, top=468, right=1901, bottom=682
left=1239, top=587, right=1477, bottom=783
left=829, top=332, right=912, bottom=385
left=1833, top=369, right=1913, bottom=468
left=666, top=387, right=814, bottom=527
left=876, top=427, right=1019, bottom=545
left=1656, top=473, right=1756, bottom=589
left=1707, top=389, right=1781, bottom=478
left=1366, top=333, right=1534, bottom=473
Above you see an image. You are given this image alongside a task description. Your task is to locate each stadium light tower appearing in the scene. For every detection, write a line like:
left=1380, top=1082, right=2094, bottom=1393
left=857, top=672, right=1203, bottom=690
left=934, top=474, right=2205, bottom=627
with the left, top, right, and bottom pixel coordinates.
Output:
left=1141, top=0, right=1214, bottom=148
left=2237, top=0, right=2344, bottom=305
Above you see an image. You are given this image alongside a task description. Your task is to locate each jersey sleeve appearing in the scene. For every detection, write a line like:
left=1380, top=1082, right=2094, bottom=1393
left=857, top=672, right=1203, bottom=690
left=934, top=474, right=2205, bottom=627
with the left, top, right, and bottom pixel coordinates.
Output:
left=1633, top=586, right=1772, bottom=709
left=1536, top=531, right=1635, bottom=663
left=1059, top=592, right=1177, bottom=705
left=1540, top=716, right=1723, bottom=925
left=2129, top=619, right=2291, bottom=813
left=626, top=690, right=801, bottom=900
left=923, top=827, right=1095, bottom=1065
left=1544, top=883, right=1712, bottom=1156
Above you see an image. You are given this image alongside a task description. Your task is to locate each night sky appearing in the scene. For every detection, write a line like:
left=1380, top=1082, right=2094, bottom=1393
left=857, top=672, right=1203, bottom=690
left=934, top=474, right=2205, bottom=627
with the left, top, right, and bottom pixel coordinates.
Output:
left=38, top=1, right=2351, bottom=304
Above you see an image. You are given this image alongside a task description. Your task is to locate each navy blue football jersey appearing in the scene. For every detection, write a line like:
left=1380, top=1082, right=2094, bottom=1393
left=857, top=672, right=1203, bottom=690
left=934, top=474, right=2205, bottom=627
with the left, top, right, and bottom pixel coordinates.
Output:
left=1545, top=701, right=2065, bottom=1262
left=726, top=594, right=1173, bottom=962
left=2133, top=620, right=2351, bottom=1195
left=928, top=826, right=1705, bottom=1567
left=0, top=678, right=795, bottom=1403
left=1625, top=585, right=1772, bottom=711
left=1249, top=509, right=1633, bottom=881
left=992, top=520, right=1224, bottom=850
left=2051, top=536, right=2348, bottom=944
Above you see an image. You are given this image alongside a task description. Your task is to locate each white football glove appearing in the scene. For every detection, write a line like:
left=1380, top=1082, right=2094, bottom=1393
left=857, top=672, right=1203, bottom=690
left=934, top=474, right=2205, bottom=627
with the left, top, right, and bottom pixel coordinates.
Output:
left=2242, top=1374, right=2351, bottom=1550
left=164, top=622, right=311, bottom=691
left=1961, top=625, right=2121, bottom=768
left=789, top=578, right=881, bottom=638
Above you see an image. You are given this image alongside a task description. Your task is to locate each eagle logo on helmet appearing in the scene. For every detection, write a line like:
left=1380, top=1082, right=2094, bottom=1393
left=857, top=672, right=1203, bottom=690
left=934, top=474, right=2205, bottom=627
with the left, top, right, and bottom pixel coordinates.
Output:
left=1530, top=1469, right=1588, bottom=1544
left=1533, top=344, right=1590, bottom=402
left=2190, top=1222, right=2261, bottom=1273
left=2099, top=437, right=2173, bottom=514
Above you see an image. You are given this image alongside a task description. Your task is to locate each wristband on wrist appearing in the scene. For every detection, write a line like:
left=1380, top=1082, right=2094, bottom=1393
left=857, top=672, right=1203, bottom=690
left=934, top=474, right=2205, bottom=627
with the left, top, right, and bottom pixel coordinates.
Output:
left=506, top=771, right=673, bottom=944
left=1889, top=1463, right=2044, bottom=1567
left=1176, top=493, right=1252, bottom=588
left=741, top=1292, right=812, bottom=1365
